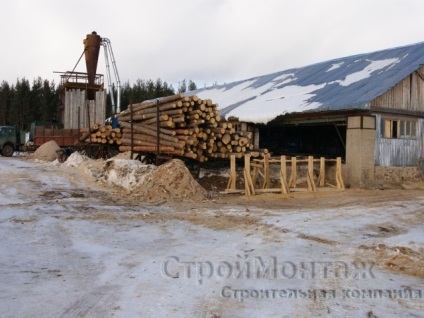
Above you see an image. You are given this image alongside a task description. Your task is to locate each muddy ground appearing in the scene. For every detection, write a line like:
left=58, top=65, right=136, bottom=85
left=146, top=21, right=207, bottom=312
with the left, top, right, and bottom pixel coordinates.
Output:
left=1, top=156, right=423, bottom=317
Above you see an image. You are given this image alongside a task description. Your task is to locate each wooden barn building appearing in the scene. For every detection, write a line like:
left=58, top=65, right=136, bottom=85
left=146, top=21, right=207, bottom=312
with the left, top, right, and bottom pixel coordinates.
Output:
left=192, top=41, right=424, bottom=187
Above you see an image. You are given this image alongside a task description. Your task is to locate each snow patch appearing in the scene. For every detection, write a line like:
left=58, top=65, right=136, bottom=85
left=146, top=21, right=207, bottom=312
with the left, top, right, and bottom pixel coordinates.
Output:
left=63, top=152, right=92, bottom=167
left=224, top=83, right=325, bottom=123
left=100, top=158, right=208, bottom=203
left=331, top=58, right=400, bottom=86
left=102, top=159, right=154, bottom=191
left=196, top=79, right=324, bottom=124
left=327, top=62, right=344, bottom=72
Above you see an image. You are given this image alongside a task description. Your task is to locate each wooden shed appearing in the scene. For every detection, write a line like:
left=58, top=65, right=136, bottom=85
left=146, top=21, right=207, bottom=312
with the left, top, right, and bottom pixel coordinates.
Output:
left=191, top=41, right=424, bottom=187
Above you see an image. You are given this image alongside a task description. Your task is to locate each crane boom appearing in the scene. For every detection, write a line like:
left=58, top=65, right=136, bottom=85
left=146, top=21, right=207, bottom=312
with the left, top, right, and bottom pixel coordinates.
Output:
left=101, top=38, right=122, bottom=114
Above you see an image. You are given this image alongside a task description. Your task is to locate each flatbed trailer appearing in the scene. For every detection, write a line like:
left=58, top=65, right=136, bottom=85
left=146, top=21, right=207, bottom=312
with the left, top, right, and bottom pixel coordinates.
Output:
left=33, top=127, right=80, bottom=148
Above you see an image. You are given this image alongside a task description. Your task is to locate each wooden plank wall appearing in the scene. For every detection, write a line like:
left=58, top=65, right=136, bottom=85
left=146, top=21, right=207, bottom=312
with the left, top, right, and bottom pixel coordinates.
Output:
left=374, top=114, right=423, bottom=166
left=371, top=65, right=424, bottom=112
left=63, top=89, right=106, bottom=129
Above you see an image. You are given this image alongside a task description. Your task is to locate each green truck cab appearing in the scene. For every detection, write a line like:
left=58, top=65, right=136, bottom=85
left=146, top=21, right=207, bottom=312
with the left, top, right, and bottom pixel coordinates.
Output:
left=0, top=126, right=20, bottom=157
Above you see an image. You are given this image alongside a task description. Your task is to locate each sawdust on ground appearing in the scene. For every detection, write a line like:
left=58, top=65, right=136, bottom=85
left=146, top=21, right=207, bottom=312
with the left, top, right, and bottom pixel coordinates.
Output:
left=71, top=156, right=209, bottom=204
left=357, top=244, right=424, bottom=280
left=128, top=159, right=209, bottom=203
left=28, top=140, right=61, bottom=162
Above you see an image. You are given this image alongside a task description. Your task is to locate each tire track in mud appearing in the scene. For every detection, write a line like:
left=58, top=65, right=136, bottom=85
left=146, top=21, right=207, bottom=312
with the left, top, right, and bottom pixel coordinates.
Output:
left=60, top=285, right=120, bottom=318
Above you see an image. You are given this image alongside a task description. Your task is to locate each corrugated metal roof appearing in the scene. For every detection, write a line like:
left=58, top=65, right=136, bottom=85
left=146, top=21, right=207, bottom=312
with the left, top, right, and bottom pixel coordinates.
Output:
left=190, top=41, right=424, bottom=124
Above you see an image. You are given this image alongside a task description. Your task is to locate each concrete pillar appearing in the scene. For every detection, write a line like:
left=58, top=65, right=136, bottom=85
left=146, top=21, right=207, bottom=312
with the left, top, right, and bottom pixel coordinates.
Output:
left=253, top=127, right=260, bottom=148
left=345, top=115, right=376, bottom=188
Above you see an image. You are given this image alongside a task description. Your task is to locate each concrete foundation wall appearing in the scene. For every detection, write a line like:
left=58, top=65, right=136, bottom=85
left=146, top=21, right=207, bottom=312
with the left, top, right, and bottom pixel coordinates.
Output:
left=375, top=166, right=423, bottom=185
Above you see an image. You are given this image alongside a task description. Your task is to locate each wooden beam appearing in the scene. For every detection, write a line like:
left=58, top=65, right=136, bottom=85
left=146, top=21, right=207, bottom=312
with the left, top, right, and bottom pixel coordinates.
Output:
left=307, top=156, right=317, bottom=192
left=226, top=154, right=237, bottom=191
left=317, top=157, right=326, bottom=187
left=280, top=155, right=290, bottom=194
left=288, top=157, right=297, bottom=188
left=244, top=154, right=255, bottom=196
left=336, top=157, right=345, bottom=190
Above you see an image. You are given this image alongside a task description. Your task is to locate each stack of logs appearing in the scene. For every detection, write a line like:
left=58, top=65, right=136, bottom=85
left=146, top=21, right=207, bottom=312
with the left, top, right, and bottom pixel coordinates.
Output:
left=80, top=123, right=122, bottom=145
left=80, top=93, right=268, bottom=162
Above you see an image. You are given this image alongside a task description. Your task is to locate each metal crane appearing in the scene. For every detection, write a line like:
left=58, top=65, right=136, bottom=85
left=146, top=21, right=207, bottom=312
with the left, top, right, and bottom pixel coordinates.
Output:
left=101, top=37, right=122, bottom=114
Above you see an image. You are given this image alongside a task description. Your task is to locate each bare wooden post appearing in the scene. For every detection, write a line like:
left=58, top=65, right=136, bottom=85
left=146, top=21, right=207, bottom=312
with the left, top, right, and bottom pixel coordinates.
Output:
left=226, top=154, right=237, bottom=191
left=130, top=103, right=134, bottom=160
left=244, top=154, right=255, bottom=196
left=78, top=106, right=81, bottom=141
left=336, top=157, right=345, bottom=190
left=252, top=160, right=259, bottom=188
left=288, top=157, right=297, bottom=188
left=307, top=156, right=317, bottom=192
left=86, top=98, right=92, bottom=157
left=155, top=99, right=160, bottom=166
left=280, top=155, right=290, bottom=194
left=317, top=157, right=326, bottom=186
left=257, top=159, right=266, bottom=188
left=263, top=155, right=270, bottom=189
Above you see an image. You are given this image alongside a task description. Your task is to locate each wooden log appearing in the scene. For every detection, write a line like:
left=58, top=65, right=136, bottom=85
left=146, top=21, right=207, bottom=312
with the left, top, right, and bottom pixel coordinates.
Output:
left=125, top=101, right=182, bottom=118
left=121, top=107, right=185, bottom=122
left=238, top=137, right=249, bottom=147
left=176, top=135, right=197, bottom=144
left=171, top=116, right=185, bottom=123
left=183, top=152, right=197, bottom=159
left=121, top=122, right=176, bottom=136
left=141, top=115, right=173, bottom=125
left=190, top=95, right=199, bottom=102
left=120, top=137, right=184, bottom=149
left=121, top=130, right=177, bottom=143
left=120, top=123, right=178, bottom=143
left=117, top=93, right=185, bottom=117
left=221, top=133, right=231, bottom=145
left=188, top=113, right=200, bottom=120
left=188, top=119, right=205, bottom=127
left=119, top=145, right=179, bottom=153
left=174, top=129, right=190, bottom=135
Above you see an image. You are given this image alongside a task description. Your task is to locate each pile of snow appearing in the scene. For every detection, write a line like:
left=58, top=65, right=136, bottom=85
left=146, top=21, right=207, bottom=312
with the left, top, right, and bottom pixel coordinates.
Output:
left=112, top=151, right=133, bottom=160
left=63, top=152, right=92, bottom=167
left=31, top=140, right=60, bottom=162
left=102, top=158, right=208, bottom=203
left=102, top=159, right=155, bottom=191
left=50, top=151, right=208, bottom=203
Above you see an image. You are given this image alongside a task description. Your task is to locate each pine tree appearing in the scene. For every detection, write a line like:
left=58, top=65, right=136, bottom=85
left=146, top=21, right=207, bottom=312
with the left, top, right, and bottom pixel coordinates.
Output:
left=0, top=81, right=11, bottom=125
left=188, top=80, right=197, bottom=91
left=43, top=80, right=59, bottom=122
left=178, top=79, right=187, bottom=93
left=31, top=77, right=43, bottom=122
left=10, top=78, right=31, bottom=131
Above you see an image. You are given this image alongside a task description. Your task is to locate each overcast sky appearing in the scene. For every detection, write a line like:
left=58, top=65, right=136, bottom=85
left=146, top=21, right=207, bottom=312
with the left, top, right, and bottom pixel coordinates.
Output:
left=2, top=0, right=424, bottom=90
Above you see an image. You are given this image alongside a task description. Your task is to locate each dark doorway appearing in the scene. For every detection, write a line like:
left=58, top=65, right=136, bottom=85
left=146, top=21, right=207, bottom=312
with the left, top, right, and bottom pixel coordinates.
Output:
left=259, top=122, right=346, bottom=159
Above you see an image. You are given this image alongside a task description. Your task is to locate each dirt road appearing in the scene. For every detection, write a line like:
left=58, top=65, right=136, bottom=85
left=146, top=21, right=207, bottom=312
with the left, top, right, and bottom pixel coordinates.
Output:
left=0, top=156, right=423, bottom=317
